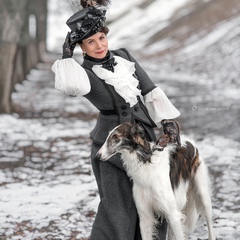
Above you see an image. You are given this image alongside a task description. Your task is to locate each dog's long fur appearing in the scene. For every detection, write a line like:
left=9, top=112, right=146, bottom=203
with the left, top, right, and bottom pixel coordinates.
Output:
left=97, top=122, right=215, bottom=240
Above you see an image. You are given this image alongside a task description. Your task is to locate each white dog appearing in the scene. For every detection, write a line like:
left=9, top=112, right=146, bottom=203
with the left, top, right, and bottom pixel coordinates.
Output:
left=97, top=122, right=215, bottom=240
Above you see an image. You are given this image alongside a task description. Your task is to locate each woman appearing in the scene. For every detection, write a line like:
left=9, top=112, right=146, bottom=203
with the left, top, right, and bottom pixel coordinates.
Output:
left=52, top=1, right=181, bottom=239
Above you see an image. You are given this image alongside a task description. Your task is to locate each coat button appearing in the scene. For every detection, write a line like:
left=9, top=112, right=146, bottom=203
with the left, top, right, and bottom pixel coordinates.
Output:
left=134, top=106, right=139, bottom=111
left=121, top=105, right=127, bottom=110
left=122, top=112, right=127, bottom=117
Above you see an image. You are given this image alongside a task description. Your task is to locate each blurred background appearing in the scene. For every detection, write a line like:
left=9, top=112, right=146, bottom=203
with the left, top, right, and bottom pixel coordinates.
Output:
left=0, top=0, right=239, bottom=239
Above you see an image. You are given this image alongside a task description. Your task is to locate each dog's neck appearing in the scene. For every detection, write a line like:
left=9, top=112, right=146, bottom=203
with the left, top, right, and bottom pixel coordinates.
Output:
left=130, top=141, right=152, bottom=164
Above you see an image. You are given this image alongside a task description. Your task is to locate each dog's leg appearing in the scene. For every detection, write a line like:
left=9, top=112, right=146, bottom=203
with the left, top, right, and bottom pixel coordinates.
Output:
left=133, top=186, right=156, bottom=240
left=155, top=190, right=185, bottom=240
left=182, top=186, right=199, bottom=237
left=167, top=225, right=175, bottom=240
left=150, top=175, right=186, bottom=240
left=165, top=209, right=185, bottom=240
left=138, top=212, right=156, bottom=240
left=194, top=159, right=216, bottom=240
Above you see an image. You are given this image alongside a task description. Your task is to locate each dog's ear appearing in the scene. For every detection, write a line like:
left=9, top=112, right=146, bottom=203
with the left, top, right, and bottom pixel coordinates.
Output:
left=130, top=124, right=146, bottom=147
left=130, top=124, right=152, bottom=163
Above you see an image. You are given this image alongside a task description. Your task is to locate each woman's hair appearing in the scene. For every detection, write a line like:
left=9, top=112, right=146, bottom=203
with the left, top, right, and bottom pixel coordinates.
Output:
left=78, top=26, right=109, bottom=44
left=100, top=26, right=109, bottom=35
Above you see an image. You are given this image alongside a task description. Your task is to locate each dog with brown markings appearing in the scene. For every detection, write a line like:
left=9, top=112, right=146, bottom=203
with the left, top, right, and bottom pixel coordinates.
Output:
left=97, top=122, right=215, bottom=240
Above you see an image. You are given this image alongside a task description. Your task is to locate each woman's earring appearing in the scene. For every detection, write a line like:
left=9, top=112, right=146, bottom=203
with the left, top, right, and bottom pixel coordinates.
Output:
left=82, top=52, right=86, bottom=57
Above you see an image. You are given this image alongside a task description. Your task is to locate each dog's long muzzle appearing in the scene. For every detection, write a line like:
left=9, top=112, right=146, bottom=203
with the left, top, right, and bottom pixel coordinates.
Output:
left=95, top=152, right=102, bottom=160
left=96, top=147, right=109, bottom=161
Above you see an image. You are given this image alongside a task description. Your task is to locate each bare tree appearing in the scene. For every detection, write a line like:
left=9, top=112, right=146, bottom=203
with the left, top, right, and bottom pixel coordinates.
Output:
left=0, top=0, right=47, bottom=113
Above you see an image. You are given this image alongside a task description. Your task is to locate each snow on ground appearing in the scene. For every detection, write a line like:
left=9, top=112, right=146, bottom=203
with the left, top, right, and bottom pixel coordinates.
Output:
left=0, top=63, right=239, bottom=239
left=0, top=63, right=99, bottom=239
left=1, top=0, right=240, bottom=239
left=108, top=0, right=193, bottom=49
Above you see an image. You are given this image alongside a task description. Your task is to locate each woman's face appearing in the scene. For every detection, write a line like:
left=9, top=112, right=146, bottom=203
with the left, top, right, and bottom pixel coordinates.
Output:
left=80, top=32, right=108, bottom=59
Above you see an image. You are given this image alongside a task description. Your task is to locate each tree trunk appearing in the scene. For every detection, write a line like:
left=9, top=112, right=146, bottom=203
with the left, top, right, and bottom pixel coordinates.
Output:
left=0, top=0, right=47, bottom=113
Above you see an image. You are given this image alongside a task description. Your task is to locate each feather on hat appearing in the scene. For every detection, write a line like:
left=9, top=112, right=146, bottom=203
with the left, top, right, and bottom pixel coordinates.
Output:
left=80, top=0, right=111, bottom=8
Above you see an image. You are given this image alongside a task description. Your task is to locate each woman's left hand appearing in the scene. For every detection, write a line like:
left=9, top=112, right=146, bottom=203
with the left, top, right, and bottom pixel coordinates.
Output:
left=62, top=32, right=76, bottom=59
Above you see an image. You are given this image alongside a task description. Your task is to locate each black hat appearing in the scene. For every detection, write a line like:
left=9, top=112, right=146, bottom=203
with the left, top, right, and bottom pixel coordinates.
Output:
left=66, top=6, right=106, bottom=43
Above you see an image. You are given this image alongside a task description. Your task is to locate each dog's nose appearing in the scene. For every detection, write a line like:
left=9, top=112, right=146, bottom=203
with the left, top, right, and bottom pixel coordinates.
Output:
left=96, top=152, right=101, bottom=160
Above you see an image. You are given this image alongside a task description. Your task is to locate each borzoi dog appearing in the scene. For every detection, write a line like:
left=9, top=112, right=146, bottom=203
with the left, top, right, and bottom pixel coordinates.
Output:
left=97, top=122, right=215, bottom=240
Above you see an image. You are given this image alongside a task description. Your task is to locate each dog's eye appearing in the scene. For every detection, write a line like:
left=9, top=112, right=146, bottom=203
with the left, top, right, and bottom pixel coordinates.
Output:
left=111, top=134, right=118, bottom=140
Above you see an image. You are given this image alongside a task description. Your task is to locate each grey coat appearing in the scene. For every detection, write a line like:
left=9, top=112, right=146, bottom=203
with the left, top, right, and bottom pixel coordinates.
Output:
left=82, top=48, right=167, bottom=240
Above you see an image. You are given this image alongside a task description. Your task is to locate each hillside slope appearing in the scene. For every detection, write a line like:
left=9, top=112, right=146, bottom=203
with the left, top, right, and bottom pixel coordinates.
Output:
left=109, top=0, right=240, bottom=85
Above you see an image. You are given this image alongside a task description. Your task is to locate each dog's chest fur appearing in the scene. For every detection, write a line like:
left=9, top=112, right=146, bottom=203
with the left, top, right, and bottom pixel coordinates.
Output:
left=121, top=147, right=171, bottom=188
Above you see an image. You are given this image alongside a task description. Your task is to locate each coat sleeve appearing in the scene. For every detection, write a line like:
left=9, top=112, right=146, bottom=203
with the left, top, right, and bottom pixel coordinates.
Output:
left=144, top=87, right=180, bottom=127
left=116, top=48, right=180, bottom=125
left=51, top=58, right=91, bottom=96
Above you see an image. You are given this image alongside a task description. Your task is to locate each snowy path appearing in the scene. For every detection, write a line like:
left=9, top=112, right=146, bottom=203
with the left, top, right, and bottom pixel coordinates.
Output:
left=0, top=55, right=98, bottom=240
left=0, top=54, right=239, bottom=239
